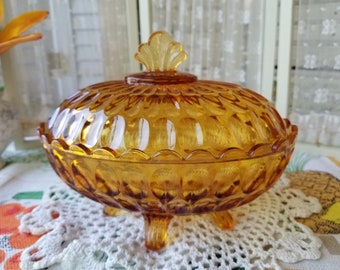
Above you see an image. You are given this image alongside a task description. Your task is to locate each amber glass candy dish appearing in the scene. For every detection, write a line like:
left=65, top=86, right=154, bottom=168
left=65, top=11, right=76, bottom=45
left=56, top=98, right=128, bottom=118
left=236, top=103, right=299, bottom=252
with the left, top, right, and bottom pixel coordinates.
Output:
left=39, top=31, right=298, bottom=251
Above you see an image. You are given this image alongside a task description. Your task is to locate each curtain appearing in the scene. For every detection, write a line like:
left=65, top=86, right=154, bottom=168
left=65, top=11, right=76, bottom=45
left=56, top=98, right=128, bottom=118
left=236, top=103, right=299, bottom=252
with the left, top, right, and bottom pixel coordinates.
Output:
left=150, top=0, right=265, bottom=92
left=1, top=0, right=131, bottom=147
left=290, top=0, right=340, bottom=147
left=98, top=0, right=135, bottom=81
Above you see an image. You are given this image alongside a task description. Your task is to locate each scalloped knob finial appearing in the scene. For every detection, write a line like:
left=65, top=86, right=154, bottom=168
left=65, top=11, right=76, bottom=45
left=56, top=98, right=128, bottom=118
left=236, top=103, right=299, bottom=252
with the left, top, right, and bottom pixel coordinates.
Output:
left=135, top=31, right=187, bottom=72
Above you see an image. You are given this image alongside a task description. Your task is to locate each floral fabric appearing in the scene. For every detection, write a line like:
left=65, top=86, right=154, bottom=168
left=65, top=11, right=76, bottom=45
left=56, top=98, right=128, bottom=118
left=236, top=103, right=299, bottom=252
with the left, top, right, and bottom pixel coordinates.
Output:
left=0, top=196, right=43, bottom=270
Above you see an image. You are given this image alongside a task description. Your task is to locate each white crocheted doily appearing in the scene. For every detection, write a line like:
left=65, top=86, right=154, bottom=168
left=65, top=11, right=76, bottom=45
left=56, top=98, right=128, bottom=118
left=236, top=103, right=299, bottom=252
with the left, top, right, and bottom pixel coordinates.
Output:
left=19, top=174, right=322, bottom=270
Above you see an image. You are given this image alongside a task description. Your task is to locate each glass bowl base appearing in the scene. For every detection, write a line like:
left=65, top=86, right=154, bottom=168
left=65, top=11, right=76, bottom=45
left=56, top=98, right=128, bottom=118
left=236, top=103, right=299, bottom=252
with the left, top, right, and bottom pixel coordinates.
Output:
left=104, top=206, right=235, bottom=251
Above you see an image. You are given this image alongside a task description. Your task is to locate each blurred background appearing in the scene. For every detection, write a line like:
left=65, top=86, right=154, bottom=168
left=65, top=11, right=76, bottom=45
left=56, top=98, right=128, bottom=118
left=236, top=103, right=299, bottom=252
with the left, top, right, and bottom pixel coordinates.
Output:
left=0, top=0, right=339, bottom=158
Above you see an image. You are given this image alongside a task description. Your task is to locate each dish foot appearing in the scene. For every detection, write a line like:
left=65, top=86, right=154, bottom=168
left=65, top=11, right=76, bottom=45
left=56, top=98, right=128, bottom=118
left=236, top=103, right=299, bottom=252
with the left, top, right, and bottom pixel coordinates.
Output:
left=103, top=206, right=126, bottom=216
left=211, top=210, right=235, bottom=230
left=143, top=213, right=173, bottom=251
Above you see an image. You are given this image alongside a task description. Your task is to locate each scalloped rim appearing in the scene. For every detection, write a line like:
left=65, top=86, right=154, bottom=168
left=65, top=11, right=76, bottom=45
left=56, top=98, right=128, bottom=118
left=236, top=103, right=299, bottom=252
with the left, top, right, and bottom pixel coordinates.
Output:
left=38, top=121, right=297, bottom=164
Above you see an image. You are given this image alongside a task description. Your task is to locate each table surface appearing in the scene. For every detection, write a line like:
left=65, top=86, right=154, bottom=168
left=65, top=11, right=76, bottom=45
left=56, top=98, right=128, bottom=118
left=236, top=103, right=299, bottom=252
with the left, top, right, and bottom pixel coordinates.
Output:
left=0, top=148, right=340, bottom=270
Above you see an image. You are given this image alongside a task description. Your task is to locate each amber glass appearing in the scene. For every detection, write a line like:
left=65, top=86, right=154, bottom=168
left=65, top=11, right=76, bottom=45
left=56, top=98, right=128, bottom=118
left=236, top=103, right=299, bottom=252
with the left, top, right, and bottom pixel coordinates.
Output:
left=39, top=31, right=298, bottom=250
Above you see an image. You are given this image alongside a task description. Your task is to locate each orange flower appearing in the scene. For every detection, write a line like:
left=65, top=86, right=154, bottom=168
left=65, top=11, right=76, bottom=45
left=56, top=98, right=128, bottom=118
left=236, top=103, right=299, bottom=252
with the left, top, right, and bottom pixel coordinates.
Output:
left=0, top=249, right=5, bottom=263
left=0, top=203, right=24, bottom=234
left=0, top=203, right=42, bottom=270
left=4, top=252, right=21, bottom=270
left=0, top=0, right=48, bottom=54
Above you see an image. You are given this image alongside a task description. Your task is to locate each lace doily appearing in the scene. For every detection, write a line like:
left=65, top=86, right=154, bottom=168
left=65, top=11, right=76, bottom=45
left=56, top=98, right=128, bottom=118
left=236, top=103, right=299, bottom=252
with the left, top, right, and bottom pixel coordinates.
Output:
left=19, top=175, right=322, bottom=270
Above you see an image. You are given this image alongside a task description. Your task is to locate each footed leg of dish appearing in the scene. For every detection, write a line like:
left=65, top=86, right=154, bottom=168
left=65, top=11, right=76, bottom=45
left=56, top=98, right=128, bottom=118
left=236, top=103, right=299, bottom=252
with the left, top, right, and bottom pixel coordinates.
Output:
left=210, top=210, right=235, bottom=230
left=103, top=206, right=126, bottom=216
left=143, top=213, right=173, bottom=251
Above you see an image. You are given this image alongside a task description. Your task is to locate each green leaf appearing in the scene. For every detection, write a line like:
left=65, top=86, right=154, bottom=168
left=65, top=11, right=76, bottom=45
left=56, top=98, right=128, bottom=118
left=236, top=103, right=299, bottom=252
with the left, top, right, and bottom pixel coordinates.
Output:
left=12, top=191, right=43, bottom=200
